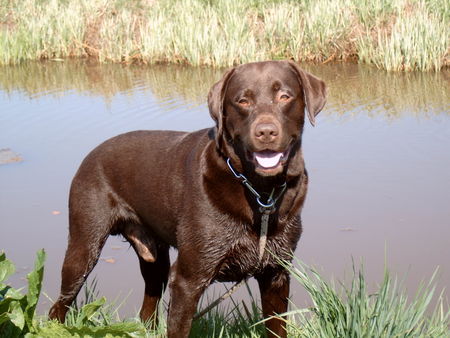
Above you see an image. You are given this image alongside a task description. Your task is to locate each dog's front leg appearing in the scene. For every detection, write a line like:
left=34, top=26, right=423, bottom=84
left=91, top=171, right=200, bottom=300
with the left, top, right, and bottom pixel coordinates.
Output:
left=257, top=268, right=290, bottom=338
left=167, top=259, right=209, bottom=337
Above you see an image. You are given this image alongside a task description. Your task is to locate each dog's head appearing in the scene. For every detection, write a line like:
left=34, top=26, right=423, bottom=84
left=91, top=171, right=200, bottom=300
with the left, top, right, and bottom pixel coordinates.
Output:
left=208, top=60, right=326, bottom=177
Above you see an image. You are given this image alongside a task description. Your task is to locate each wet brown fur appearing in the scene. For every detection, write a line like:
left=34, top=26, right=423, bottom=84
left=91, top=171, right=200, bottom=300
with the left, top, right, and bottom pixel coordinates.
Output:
left=49, top=60, right=326, bottom=337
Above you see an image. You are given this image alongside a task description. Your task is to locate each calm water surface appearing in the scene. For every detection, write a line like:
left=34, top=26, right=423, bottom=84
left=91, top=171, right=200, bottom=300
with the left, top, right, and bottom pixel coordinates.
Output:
left=0, top=61, right=449, bottom=316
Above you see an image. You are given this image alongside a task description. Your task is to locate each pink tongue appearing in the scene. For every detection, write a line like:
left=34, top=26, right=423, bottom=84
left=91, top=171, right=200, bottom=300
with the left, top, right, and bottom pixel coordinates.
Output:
left=254, top=152, right=283, bottom=168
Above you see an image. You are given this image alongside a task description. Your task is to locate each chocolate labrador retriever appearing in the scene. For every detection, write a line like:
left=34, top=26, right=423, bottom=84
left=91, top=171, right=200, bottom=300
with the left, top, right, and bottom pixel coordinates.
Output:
left=49, top=60, right=326, bottom=337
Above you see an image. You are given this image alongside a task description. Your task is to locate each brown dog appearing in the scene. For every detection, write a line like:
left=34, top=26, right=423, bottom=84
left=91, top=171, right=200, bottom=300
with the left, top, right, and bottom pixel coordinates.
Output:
left=49, top=60, right=326, bottom=337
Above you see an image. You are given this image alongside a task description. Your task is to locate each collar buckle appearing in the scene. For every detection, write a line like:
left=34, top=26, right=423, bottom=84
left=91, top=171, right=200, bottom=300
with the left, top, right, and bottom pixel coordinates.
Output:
left=226, top=158, right=287, bottom=214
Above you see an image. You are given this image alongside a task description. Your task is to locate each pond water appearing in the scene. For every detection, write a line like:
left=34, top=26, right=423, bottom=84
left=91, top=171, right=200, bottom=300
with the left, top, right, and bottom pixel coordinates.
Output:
left=1, top=61, right=449, bottom=317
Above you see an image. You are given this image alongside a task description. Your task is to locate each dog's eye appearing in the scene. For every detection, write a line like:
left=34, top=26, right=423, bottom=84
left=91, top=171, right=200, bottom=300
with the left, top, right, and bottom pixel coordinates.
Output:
left=279, top=94, right=290, bottom=102
left=238, top=98, right=250, bottom=107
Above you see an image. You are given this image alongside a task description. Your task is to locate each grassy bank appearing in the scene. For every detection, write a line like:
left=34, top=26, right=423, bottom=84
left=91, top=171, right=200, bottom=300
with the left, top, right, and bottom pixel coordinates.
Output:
left=0, top=0, right=448, bottom=71
left=1, top=250, right=449, bottom=337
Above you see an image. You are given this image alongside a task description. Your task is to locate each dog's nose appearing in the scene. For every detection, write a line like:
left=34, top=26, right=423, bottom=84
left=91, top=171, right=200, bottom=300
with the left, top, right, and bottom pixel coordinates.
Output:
left=255, top=123, right=279, bottom=142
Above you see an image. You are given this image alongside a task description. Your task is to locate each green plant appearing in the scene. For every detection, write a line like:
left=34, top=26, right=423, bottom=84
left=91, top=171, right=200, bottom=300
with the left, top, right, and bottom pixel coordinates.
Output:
left=276, top=258, right=450, bottom=337
left=0, top=249, right=45, bottom=337
left=1, top=249, right=449, bottom=337
left=0, top=250, right=146, bottom=337
left=191, top=282, right=266, bottom=337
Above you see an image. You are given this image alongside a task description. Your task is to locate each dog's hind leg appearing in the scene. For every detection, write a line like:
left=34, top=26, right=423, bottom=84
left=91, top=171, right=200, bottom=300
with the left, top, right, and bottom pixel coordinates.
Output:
left=121, top=222, right=170, bottom=325
left=49, top=191, right=113, bottom=322
left=137, top=245, right=170, bottom=326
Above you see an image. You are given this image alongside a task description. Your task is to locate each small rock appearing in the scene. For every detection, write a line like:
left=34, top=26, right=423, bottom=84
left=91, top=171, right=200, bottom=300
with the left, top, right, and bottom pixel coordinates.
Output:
left=340, top=227, right=356, bottom=232
left=101, top=257, right=116, bottom=264
left=0, top=148, right=23, bottom=165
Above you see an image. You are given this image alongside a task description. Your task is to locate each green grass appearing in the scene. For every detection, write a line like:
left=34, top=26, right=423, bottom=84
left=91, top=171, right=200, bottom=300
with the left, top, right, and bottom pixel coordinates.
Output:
left=280, top=259, right=450, bottom=337
left=0, top=0, right=448, bottom=71
left=1, top=250, right=449, bottom=337
left=0, top=250, right=147, bottom=337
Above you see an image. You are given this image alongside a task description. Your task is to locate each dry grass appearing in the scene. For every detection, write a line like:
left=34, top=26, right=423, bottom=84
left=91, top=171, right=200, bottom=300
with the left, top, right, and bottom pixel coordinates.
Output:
left=0, top=0, right=448, bottom=70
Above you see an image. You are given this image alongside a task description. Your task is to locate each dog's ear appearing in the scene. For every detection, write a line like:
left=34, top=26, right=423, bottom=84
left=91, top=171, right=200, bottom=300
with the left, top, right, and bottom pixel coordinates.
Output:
left=287, top=60, right=327, bottom=126
left=208, top=67, right=235, bottom=145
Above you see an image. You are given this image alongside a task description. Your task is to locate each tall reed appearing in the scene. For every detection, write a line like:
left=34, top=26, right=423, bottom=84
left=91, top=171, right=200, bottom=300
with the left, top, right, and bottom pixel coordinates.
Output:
left=0, top=0, right=448, bottom=71
left=279, top=259, right=450, bottom=337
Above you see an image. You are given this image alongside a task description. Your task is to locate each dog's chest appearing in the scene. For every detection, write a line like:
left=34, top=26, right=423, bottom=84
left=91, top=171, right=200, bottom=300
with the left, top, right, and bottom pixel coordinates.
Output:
left=214, top=216, right=301, bottom=282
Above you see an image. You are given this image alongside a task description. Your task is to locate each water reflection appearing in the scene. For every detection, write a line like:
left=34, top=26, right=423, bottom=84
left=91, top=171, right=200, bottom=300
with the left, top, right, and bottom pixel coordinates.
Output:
left=309, top=63, right=450, bottom=118
left=0, top=60, right=448, bottom=117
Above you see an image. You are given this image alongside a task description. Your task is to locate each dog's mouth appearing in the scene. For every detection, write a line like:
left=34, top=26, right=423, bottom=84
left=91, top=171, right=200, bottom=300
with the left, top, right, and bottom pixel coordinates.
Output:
left=254, top=151, right=284, bottom=169
left=248, top=147, right=291, bottom=175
